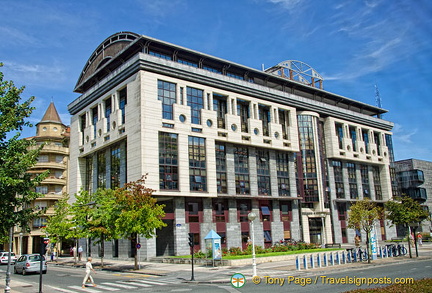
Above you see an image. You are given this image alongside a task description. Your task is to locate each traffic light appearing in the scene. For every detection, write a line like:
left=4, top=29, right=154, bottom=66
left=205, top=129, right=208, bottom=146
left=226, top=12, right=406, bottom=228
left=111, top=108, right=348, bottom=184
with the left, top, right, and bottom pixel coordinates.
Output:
left=188, top=233, right=194, bottom=247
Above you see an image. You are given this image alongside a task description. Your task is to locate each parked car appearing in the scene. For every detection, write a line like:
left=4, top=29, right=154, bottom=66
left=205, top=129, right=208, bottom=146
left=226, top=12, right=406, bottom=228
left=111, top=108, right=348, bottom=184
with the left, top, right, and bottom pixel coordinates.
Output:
left=14, top=254, right=47, bottom=275
left=0, top=252, right=17, bottom=264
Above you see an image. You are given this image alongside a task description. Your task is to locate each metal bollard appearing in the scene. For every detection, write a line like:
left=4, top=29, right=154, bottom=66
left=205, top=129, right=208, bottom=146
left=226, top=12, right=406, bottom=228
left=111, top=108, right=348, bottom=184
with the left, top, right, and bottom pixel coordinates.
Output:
left=303, top=255, right=308, bottom=270
left=310, top=254, right=315, bottom=268
left=317, top=254, right=322, bottom=267
left=324, top=253, right=327, bottom=266
left=296, top=256, right=301, bottom=270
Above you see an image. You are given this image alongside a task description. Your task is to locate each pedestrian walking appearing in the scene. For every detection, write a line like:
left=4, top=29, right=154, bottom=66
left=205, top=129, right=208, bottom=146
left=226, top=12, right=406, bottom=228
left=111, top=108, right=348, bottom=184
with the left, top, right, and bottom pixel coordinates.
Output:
left=409, top=232, right=415, bottom=248
left=417, top=232, right=423, bottom=246
left=78, top=246, right=83, bottom=261
left=82, top=257, right=97, bottom=288
left=354, top=235, right=361, bottom=247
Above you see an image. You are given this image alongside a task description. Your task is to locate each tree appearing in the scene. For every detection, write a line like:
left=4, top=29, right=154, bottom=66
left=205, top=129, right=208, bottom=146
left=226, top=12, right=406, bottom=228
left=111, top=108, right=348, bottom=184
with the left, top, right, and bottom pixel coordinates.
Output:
left=0, top=63, right=45, bottom=243
left=43, top=195, right=72, bottom=254
left=111, top=175, right=166, bottom=269
left=69, top=190, right=96, bottom=262
left=88, top=188, right=118, bottom=267
left=385, top=196, right=429, bottom=257
left=347, top=199, right=383, bottom=264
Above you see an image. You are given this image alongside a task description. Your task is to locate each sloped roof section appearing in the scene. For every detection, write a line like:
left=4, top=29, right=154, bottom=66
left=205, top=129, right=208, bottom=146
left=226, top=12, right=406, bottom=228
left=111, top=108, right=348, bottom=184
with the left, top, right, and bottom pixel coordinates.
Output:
left=39, top=102, right=62, bottom=124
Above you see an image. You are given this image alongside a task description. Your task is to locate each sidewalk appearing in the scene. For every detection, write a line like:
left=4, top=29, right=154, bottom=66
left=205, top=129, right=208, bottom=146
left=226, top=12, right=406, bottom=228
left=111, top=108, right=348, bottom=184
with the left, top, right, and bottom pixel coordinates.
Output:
left=48, top=242, right=432, bottom=283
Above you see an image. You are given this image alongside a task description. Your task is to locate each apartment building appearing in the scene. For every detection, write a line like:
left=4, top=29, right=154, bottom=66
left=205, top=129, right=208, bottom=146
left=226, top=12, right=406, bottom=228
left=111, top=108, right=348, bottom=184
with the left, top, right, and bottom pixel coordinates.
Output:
left=68, top=32, right=396, bottom=260
left=15, top=102, right=69, bottom=254
left=394, top=159, right=431, bottom=233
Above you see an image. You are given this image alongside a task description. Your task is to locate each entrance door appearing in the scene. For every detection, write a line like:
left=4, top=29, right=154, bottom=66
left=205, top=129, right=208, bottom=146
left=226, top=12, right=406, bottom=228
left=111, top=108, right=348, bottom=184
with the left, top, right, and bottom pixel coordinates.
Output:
left=309, top=218, right=323, bottom=245
left=156, top=220, right=174, bottom=256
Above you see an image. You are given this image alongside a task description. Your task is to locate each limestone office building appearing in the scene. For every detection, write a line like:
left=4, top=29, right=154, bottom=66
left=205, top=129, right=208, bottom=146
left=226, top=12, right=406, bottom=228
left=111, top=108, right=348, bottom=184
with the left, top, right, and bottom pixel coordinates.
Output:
left=68, top=32, right=397, bottom=260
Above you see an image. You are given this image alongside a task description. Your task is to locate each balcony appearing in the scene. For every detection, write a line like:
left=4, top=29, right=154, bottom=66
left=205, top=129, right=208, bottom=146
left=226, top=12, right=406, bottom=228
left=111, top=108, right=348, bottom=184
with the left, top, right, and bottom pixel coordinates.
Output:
left=43, top=176, right=67, bottom=185
left=29, top=144, right=69, bottom=155
left=403, top=187, right=427, bottom=203
left=34, top=161, right=67, bottom=170
left=397, top=170, right=425, bottom=188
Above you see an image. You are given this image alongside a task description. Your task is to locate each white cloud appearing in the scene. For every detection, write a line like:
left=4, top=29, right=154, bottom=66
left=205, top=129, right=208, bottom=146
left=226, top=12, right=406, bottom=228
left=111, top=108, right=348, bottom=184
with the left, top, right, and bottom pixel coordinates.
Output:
left=267, top=0, right=303, bottom=9
left=392, top=123, right=417, bottom=144
left=2, top=61, right=67, bottom=89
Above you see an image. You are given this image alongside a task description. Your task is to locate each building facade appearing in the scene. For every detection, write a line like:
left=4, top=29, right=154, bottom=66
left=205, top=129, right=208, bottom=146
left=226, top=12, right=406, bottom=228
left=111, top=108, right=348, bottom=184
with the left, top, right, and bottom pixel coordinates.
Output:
left=68, top=32, right=396, bottom=260
left=14, top=102, right=70, bottom=255
left=394, top=159, right=431, bottom=233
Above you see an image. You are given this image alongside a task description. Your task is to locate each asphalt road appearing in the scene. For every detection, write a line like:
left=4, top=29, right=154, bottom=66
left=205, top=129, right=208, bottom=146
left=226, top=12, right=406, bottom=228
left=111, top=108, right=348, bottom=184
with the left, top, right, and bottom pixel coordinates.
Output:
left=234, top=259, right=432, bottom=293
left=1, top=258, right=431, bottom=292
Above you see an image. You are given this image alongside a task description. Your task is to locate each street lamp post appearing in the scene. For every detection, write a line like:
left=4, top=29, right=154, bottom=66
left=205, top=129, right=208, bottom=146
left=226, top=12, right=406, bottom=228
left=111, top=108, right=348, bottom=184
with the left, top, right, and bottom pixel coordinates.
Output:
left=248, top=212, right=257, bottom=277
left=317, top=212, right=327, bottom=248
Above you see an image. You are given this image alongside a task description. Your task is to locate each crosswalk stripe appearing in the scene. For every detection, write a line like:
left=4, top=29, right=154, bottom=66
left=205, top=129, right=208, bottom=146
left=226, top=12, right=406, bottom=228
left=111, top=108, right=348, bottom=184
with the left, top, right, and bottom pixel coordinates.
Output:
left=132, top=279, right=168, bottom=286
left=69, top=285, right=101, bottom=292
left=117, top=281, right=151, bottom=287
left=48, top=287, right=78, bottom=293
left=100, top=282, right=137, bottom=289
left=92, top=284, right=121, bottom=291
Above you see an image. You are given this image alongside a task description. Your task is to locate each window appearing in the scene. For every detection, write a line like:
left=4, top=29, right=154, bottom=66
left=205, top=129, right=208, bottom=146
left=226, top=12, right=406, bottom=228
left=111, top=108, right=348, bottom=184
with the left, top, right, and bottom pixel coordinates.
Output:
left=298, top=115, right=319, bottom=202
left=349, top=126, right=357, bottom=152
left=105, top=98, right=112, bottom=132
left=335, top=123, right=344, bottom=149
left=158, top=80, right=176, bottom=120
left=215, top=143, right=227, bottom=194
left=374, top=132, right=381, bottom=156
left=258, top=104, right=270, bottom=136
left=373, top=166, right=382, bottom=200
left=111, top=145, right=121, bottom=188
left=159, top=132, right=179, bottom=190
left=361, top=165, right=370, bottom=198
left=237, top=200, right=251, bottom=222
left=333, top=160, right=345, bottom=198
left=337, top=203, right=347, bottom=221
left=97, top=151, right=106, bottom=188
left=149, top=50, right=172, bottom=60
left=277, top=151, right=290, bottom=196
left=186, top=200, right=201, bottom=223
left=187, top=87, right=204, bottom=124
left=38, top=155, right=48, bottom=163
left=213, top=199, right=227, bottom=222
left=237, top=99, right=249, bottom=133
left=362, top=130, right=369, bottom=153
left=85, top=156, right=93, bottom=193
left=279, top=109, right=289, bottom=139
left=36, top=186, right=48, bottom=194
left=189, top=136, right=207, bottom=191
left=80, top=114, right=86, bottom=144
left=280, top=202, right=291, bottom=222
left=119, top=87, right=127, bottom=124
left=55, top=155, right=64, bottom=163
left=35, top=201, right=47, bottom=210
left=213, top=94, right=227, bottom=129
left=178, top=58, right=198, bottom=67
left=347, top=162, right=358, bottom=199
left=234, top=146, right=250, bottom=195
left=92, top=106, right=98, bottom=139
left=257, top=149, right=271, bottom=195
left=260, top=206, right=271, bottom=221
left=263, top=230, right=272, bottom=243
left=33, top=217, right=47, bottom=228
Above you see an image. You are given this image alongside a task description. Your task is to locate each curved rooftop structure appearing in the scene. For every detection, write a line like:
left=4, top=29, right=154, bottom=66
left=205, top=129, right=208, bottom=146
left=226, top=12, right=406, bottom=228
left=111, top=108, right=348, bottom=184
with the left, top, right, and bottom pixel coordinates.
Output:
left=72, top=32, right=388, bottom=121
left=265, top=60, right=324, bottom=89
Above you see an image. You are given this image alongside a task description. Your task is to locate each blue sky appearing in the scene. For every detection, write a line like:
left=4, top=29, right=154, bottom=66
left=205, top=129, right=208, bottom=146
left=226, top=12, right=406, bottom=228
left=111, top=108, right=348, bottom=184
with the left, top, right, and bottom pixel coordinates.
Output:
left=1, top=0, right=431, bottom=161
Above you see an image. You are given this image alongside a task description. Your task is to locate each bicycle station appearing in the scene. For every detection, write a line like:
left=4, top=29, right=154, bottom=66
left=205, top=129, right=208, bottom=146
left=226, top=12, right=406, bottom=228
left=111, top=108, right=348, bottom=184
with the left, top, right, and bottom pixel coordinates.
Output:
left=295, top=243, right=408, bottom=270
